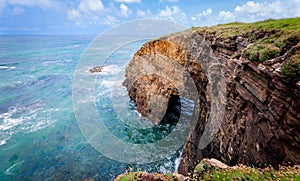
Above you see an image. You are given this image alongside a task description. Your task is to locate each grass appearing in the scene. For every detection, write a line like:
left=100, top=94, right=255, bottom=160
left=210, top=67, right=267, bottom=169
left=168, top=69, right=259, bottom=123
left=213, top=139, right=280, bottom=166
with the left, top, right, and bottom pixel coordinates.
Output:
left=194, top=165, right=300, bottom=181
left=116, top=165, right=300, bottom=181
left=116, top=171, right=178, bottom=181
left=118, top=172, right=135, bottom=181
left=189, top=17, right=300, bottom=78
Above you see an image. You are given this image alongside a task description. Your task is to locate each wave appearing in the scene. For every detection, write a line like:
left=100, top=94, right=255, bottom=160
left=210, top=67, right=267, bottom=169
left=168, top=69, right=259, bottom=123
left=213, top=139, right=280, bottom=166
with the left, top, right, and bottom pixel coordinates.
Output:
left=96, top=65, right=122, bottom=75
left=0, top=66, right=16, bottom=69
left=0, top=138, right=8, bottom=146
left=5, top=160, right=24, bottom=175
left=0, top=104, right=58, bottom=146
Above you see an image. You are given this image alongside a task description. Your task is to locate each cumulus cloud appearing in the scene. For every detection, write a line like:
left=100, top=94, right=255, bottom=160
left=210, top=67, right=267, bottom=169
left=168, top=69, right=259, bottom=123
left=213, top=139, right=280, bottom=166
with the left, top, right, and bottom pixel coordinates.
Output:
left=120, top=3, right=131, bottom=17
left=78, top=0, right=104, bottom=13
left=158, top=5, right=187, bottom=24
left=218, top=11, right=235, bottom=21
left=67, top=0, right=135, bottom=26
left=104, top=15, right=120, bottom=25
left=136, top=8, right=151, bottom=18
left=159, top=6, right=185, bottom=19
left=115, top=0, right=141, bottom=3
left=288, top=0, right=300, bottom=17
left=232, top=0, right=300, bottom=22
left=67, top=0, right=105, bottom=25
left=67, top=9, right=80, bottom=20
left=191, top=8, right=212, bottom=21
left=190, top=0, right=300, bottom=26
left=199, top=8, right=212, bottom=17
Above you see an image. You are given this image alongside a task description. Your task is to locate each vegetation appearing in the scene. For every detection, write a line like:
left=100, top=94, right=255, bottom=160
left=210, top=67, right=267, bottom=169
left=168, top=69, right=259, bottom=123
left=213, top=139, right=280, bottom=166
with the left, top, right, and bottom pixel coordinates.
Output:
left=190, top=17, right=300, bottom=78
left=116, top=164, right=300, bottom=181
left=193, top=160, right=300, bottom=181
left=116, top=171, right=182, bottom=181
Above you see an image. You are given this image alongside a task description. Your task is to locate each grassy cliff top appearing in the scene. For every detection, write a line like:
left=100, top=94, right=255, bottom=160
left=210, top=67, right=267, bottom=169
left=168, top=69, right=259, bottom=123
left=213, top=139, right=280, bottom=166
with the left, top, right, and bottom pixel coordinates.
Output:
left=191, top=17, right=300, bottom=78
left=193, top=17, right=300, bottom=39
left=115, top=162, right=300, bottom=181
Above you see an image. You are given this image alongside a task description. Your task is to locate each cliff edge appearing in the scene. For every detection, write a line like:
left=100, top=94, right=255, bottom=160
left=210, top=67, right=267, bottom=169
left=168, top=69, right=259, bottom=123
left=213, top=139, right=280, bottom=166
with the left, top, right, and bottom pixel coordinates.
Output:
left=123, top=18, right=300, bottom=175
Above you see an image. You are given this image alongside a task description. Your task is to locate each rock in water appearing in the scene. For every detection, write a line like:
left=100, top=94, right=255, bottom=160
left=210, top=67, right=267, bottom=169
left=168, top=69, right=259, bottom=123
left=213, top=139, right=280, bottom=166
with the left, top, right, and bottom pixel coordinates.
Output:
left=89, top=65, right=104, bottom=73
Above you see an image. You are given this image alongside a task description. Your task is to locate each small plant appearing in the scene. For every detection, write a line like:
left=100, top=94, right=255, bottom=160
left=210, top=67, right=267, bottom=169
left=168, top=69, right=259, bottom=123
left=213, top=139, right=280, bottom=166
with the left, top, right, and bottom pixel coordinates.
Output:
left=243, top=43, right=280, bottom=62
left=282, top=63, right=298, bottom=77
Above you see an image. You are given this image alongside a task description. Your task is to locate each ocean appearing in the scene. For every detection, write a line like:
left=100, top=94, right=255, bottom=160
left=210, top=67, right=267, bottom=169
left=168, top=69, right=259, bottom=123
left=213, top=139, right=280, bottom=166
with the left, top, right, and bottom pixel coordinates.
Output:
left=0, top=35, right=182, bottom=180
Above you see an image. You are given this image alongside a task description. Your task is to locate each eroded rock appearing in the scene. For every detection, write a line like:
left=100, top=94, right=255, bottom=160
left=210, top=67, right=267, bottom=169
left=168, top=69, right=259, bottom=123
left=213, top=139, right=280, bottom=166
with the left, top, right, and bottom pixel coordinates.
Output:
left=124, top=25, right=300, bottom=175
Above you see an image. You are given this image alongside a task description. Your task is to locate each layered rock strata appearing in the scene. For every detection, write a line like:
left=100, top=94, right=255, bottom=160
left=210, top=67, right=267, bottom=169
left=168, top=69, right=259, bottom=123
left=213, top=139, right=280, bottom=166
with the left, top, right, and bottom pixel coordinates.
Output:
left=123, top=24, right=300, bottom=175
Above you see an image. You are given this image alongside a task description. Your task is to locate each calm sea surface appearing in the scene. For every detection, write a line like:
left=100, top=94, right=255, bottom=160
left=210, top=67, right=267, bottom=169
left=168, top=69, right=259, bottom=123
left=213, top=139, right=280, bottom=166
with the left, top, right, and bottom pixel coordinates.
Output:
left=0, top=35, right=182, bottom=180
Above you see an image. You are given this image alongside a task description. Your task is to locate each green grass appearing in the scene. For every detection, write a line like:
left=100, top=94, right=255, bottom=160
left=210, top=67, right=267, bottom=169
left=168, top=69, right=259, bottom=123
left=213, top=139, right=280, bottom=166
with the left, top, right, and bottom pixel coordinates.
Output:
left=116, top=165, right=300, bottom=181
left=189, top=17, right=300, bottom=78
left=118, top=172, right=135, bottom=181
left=195, top=166, right=300, bottom=181
left=116, top=171, right=177, bottom=181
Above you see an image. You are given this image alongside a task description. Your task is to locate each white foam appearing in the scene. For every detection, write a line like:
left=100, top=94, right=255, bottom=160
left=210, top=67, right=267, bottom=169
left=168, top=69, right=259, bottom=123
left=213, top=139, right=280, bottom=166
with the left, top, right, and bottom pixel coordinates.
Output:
left=0, top=139, right=8, bottom=146
left=159, top=160, right=173, bottom=174
left=0, top=66, right=16, bottom=69
left=174, top=150, right=183, bottom=173
left=5, top=160, right=24, bottom=175
left=97, top=65, right=122, bottom=75
left=42, top=60, right=64, bottom=66
left=100, top=80, right=114, bottom=88
left=64, top=59, right=73, bottom=62
left=0, top=105, right=57, bottom=144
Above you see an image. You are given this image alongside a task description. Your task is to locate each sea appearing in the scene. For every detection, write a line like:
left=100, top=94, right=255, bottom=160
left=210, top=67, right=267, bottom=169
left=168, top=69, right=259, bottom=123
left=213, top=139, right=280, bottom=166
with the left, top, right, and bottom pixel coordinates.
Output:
left=0, top=35, right=184, bottom=180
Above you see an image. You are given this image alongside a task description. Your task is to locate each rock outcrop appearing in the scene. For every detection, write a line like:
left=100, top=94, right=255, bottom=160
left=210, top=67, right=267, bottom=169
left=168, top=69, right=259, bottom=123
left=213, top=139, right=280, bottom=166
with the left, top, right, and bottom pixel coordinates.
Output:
left=115, top=158, right=300, bottom=180
left=123, top=18, right=300, bottom=175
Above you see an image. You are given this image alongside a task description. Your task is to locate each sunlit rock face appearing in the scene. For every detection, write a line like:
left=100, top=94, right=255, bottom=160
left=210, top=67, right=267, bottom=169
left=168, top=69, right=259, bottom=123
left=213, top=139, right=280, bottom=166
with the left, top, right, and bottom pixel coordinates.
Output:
left=124, top=28, right=300, bottom=175
left=127, top=74, right=179, bottom=125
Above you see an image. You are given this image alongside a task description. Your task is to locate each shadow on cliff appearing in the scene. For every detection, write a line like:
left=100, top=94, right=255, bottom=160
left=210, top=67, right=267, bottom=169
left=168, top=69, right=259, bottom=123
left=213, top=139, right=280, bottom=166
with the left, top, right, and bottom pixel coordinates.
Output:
left=124, top=94, right=182, bottom=144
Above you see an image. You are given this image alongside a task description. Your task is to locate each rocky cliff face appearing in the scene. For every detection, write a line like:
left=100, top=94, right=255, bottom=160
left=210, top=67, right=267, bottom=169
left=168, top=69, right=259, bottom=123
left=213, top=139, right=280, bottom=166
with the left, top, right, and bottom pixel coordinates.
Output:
left=123, top=18, right=300, bottom=175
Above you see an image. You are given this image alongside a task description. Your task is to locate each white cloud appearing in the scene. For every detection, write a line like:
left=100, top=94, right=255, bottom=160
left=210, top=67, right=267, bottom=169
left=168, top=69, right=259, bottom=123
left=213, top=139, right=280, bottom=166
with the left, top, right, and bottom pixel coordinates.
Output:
left=104, top=15, right=120, bottom=25
left=67, top=0, right=105, bottom=25
left=288, top=0, right=300, bottom=16
left=189, top=0, right=300, bottom=26
left=159, top=6, right=182, bottom=18
left=136, top=8, right=151, bottom=17
left=200, top=8, right=212, bottom=17
left=115, top=0, right=141, bottom=3
left=158, top=5, right=186, bottom=24
left=67, top=9, right=80, bottom=20
left=218, top=11, right=235, bottom=21
left=232, top=0, right=299, bottom=22
left=235, top=1, right=264, bottom=14
left=120, top=3, right=130, bottom=17
left=191, top=8, right=213, bottom=21
left=78, top=0, right=104, bottom=13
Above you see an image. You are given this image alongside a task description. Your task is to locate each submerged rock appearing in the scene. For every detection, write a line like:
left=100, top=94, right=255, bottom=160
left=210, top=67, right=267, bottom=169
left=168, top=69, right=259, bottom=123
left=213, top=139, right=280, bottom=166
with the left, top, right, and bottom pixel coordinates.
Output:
left=89, top=65, right=104, bottom=73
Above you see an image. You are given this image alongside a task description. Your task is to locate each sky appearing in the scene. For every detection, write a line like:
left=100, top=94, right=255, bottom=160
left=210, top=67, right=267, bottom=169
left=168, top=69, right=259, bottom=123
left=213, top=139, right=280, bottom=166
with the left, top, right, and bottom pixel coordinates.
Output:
left=0, top=0, right=299, bottom=35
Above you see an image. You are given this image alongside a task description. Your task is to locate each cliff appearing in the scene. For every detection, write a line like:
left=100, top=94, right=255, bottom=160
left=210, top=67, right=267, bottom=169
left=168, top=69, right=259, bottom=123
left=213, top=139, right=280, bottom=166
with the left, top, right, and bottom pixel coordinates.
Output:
left=123, top=18, right=300, bottom=175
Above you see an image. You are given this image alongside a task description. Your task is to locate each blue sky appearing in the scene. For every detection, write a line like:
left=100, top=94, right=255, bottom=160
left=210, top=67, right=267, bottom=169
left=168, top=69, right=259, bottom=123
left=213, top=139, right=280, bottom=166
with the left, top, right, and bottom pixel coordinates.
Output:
left=0, top=0, right=299, bottom=34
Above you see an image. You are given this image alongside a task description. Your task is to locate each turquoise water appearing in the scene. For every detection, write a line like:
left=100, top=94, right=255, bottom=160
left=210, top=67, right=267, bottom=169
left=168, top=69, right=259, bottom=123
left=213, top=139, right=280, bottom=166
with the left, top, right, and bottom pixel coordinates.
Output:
left=0, top=35, right=181, bottom=180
